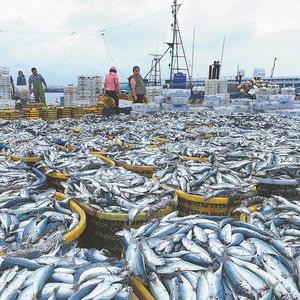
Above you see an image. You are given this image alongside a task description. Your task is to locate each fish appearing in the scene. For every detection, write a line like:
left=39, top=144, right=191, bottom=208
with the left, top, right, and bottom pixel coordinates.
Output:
left=155, top=160, right=254, bottom=199
left=0, top=188, right=79, bottom=256
left=0, top=246, right=132, bottom=300
left=119, top=212, right=300, bottom=299
left=64, top=166, right=176, bottom=224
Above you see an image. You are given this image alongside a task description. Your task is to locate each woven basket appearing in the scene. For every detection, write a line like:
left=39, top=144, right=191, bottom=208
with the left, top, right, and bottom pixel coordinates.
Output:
left=256, top=181, right=299, bottom=200
left=0, top=192, right=86, bottom=256
left=76, top=200, right=176, bottom=257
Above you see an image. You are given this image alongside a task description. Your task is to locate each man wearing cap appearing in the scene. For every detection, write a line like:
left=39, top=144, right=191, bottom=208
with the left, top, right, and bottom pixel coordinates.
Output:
left=104, top=67, right=120, bottom=108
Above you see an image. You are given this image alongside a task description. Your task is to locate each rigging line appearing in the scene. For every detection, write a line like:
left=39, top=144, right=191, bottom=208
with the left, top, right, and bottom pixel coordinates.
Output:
left=101, top=33, right=125, bottom=79
left=0, top=10, right=164, bottom=36
left=101, top=33, right=115, bottom=65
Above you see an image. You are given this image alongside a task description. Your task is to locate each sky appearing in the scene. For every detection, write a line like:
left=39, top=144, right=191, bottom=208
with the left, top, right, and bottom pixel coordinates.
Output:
left=1, top=0, right=300, bottom=86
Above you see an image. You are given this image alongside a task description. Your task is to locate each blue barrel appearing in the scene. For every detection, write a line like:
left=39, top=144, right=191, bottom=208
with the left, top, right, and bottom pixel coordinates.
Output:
left=173, top=73, right=187, bottom=88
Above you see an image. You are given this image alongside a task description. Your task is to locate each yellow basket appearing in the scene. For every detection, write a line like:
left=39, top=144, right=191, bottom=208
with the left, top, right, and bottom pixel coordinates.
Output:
left=39, top=107, right=57, bottom=120
left=0, top=192, right=86, bottom=256
left=176, top=189, right=237, bottom=216
left=240, top=205, right=257, bottom=222
left=55, top=192, right=86, bottom=242
left=256, top=180, right=299, bottom=200
left=44, top=154, right=115, bottom=191
left=0, top=110, right=20, bottom=120
left=82, top=106, right=103, bottom=116
left=22, top=108, right=40, bottom=120
left=114, top=160, right=158, bottom=178
left=153, top=175, right=240, bottom=216
left=90, top=150, right=107, bottom=157
left=71, top=127, right=81, bottom=133
left=10, top=155, right=41, bottom=164
left=119, top=142, right=158, bottom=150
left=180, top=156, right=209, bottom=162
left=71, top=107, right=84, bottom=119
left=152, top=137, right=169, bottom=143
left=129, top=276, right=155, bottom=300
left=205, top=133, right=215, bottom=139
left=57, top=107, right=72, bottom=119
left=76, top=199, right=175, bottom=257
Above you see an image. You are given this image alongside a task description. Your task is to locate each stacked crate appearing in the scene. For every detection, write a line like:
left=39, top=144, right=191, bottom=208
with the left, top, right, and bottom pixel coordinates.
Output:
left=205, top=79, right=228, bottom=96
left=57, top=107, right=72, bottom=118
left=146, top=86, right=162, bottom=103
left=77, top=75, right=102, bottom=106
left=161, top=89, right=190, bottom=111
left=64, top=85, right=78, bottom=107
left=39, top=107, right=57, bottom=120
left=0, top=67, right=15, bottom=109
left=0, top=109, right=20, bottom=120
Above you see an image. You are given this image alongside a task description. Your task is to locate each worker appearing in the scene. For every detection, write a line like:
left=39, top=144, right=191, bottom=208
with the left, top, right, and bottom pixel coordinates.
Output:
left=17, top=71, right=27, bottom=85
left=128, top=66, right=146, bottom=103
left=28, top=67, right=47, bottom=104
left=9, top=76, right=15, bottom=96
left=104, top=67, right=120, bottom=108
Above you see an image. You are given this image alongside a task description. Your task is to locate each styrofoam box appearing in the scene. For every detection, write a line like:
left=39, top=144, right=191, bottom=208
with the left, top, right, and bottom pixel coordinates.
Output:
left=256, top=95, right=270, bottom=101
left=162, top=89, right=191, bottom=99
left=171, top=96, right=188, bottom=105
left=161, top=103, right=190, bottom=112
left=132, top=103, right=160, bottom=113
left=213, top=106, right=235, bottom=113
left=154, top=96, right=166, bottom=104
left=281, top=87, right=295, bottom=95
left=0, top=100, right=15, bottom=109
left=204, top=100, right=221, bottom=107
left=233, top=99, right=250, bottom=106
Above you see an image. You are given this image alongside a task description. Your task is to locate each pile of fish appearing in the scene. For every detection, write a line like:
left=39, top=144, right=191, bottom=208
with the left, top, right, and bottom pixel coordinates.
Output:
left=0, top=246, right=133, bottom=300
left=0, top=188, right=79, bottom=255
left=64, top=167, right=176, bottom=223
left=36, top=147, right=109, bottom=175
left=112, top=147, right=179, bottom=167
left=240, top=195, right=300, bottom=248
left=155, top=160, right=252, bottom=198
left=6, top=137, right=54, bottom=158
left=162, top=142, right=214, bottom=158
left=114, top=132, right=155, bottom=147
left=119, top=212, right=300, bottom=300
left=0, top=163, right=46, bottom=192
left=222, top=152, right=300, bottom=185
left=84, top=137, right=126, bottom=156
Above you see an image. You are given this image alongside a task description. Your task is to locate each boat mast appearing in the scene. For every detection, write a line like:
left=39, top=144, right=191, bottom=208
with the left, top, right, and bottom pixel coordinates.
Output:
left=169, top=0, right=191, bottom=87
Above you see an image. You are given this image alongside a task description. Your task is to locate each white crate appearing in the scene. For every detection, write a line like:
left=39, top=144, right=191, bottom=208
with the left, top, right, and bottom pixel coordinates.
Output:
left=162, top=89, right=191, bottom=98
left=281, top=87, right=295, bottom=95
left=171, top=96, right=188, bottom=105
left=214, top=106, right=235, bottom=113
left=0, top=100, right=15, bottom=109
left=233, top=99, right=250, bottom=106
left=154, top=96, right=165, bottom=104
left=132, top=103, right=160, bottom=113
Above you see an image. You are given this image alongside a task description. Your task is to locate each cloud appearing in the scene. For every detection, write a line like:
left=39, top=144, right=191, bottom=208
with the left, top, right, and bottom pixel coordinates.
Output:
left=0, top=0, right=299, bottom=86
